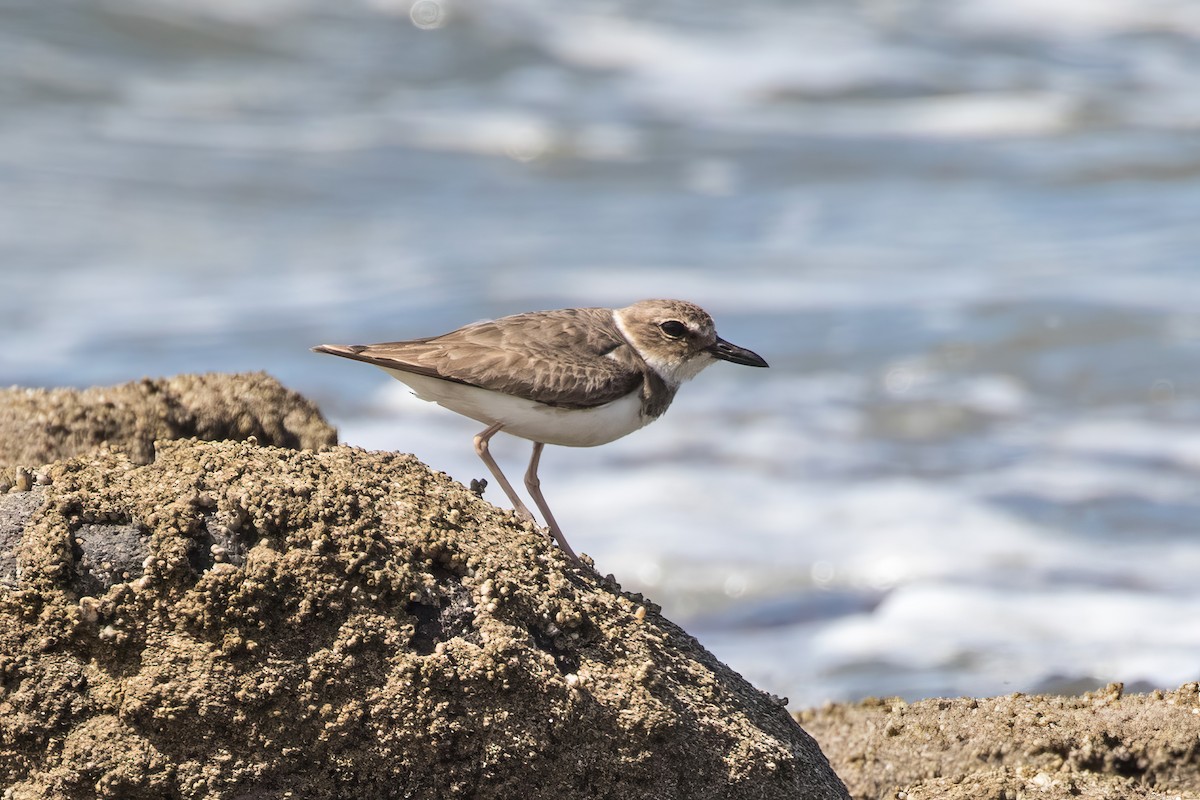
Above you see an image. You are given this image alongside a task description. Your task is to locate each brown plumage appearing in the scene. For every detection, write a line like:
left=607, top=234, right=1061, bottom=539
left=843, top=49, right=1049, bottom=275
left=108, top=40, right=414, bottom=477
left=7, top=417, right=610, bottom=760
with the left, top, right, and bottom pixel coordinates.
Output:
left=314, top=307, right=650, bottom=410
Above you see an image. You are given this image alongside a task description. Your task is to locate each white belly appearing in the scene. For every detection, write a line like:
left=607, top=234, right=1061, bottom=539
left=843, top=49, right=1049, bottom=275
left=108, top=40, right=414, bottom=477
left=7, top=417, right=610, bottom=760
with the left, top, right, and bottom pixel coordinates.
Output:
left=380, top=368, right=650, bottom=447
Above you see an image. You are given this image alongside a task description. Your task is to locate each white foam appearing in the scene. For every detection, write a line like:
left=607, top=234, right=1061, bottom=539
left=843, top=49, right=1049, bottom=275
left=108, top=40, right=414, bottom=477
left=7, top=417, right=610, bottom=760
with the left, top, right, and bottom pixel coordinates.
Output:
left=544, top=14, right=891, bottom=115
left=973, top=455, right=1200, bottom=505
left=814, top=581, right=1200, bottom=691
left=947, top=0, right=1200, bottom=37
left=781, top=93, right=1079, bottom=139
left=1050, top=418, right=1200, bottom=472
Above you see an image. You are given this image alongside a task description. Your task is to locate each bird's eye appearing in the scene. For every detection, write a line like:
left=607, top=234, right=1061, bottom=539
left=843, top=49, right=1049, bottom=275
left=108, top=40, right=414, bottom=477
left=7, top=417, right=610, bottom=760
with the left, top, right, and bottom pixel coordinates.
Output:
left=659, top=320, right=688, bottom=339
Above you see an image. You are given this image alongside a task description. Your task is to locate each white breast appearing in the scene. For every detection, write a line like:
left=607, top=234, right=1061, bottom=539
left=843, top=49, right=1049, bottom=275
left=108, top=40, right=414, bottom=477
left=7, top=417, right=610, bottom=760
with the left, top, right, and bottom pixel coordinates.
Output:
left=380, top=368, right=650, bottom=447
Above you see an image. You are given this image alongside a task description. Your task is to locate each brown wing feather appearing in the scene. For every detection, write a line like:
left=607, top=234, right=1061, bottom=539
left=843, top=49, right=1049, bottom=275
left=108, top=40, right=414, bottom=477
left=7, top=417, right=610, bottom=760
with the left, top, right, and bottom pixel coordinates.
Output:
left=316, top=308, right=646, bottom=409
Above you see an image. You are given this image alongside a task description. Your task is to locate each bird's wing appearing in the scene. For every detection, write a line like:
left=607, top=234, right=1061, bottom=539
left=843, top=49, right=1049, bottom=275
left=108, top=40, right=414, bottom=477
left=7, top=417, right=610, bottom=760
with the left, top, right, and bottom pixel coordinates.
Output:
left=314, top=308, right=645, bottom=409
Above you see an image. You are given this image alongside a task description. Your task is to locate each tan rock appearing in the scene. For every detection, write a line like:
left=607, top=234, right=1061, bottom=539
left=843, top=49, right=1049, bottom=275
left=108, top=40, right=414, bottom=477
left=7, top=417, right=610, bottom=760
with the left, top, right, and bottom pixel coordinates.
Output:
left=0, top=372, right=337, bottom=483
left=0, top=435, right=848, bottom=800
left=799, top=683, right=1200, bottom=799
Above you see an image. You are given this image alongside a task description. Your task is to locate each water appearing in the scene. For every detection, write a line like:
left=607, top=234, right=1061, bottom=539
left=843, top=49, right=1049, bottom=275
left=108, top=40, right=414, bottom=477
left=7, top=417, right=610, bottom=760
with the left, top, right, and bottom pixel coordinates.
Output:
left=3, top=0, right=1200, bottom=707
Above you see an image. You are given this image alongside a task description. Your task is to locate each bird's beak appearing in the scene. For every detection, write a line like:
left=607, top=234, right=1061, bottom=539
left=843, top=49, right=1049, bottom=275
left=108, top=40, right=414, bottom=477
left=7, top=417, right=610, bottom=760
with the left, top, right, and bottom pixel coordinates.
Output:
left=707, top=337, right=769, bottom=368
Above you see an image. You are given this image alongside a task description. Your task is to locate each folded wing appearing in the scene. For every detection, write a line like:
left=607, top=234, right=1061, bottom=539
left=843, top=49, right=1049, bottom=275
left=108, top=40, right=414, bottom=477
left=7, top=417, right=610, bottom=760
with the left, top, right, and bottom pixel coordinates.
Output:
left=313, top=308, right=645, bottom=409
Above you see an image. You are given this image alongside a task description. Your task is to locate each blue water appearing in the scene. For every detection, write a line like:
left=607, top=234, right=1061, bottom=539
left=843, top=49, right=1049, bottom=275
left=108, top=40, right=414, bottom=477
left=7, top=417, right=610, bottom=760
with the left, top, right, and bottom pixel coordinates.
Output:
left=4, top=0, right=1200, bottom=707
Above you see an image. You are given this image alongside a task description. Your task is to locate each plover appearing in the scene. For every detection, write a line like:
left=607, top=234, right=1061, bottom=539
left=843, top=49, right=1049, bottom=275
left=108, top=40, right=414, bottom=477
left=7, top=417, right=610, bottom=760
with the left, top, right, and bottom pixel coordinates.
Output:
left=313, top=299, right=768, bottom=567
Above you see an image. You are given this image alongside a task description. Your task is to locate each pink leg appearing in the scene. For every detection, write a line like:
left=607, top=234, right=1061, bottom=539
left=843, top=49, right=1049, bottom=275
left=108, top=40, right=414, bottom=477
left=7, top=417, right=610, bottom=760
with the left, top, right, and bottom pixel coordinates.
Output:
left=473, top=423, right=535, bottom=522
left=524, top=442, right=582, bottom=565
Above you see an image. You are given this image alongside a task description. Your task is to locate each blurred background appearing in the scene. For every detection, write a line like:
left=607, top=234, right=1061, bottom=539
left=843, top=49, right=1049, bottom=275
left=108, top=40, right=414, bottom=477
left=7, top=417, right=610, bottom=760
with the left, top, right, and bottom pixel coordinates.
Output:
left=3, top=0, right=1200, bottom=707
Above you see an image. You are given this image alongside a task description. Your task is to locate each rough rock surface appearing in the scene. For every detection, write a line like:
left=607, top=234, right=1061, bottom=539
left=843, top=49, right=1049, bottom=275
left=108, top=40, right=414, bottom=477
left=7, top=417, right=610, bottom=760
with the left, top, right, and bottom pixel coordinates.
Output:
left=10, top=371, right=1193, bottom=800
left=0, top=438, right=849, bottom=800
left=800, top=683, right=1200, bottom=800
left=0, top=372, right=337, bottom=482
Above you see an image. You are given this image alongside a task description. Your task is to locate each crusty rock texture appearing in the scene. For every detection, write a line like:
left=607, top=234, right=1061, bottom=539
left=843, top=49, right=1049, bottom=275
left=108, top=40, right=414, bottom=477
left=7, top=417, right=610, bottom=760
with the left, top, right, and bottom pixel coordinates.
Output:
left=800, top=683, right=1200, bottom=800
left=0, top=372, right=337, bottom=482
left=10, top=371, right=1195, bottom=800
left=0, top=437, right=849, bottom=800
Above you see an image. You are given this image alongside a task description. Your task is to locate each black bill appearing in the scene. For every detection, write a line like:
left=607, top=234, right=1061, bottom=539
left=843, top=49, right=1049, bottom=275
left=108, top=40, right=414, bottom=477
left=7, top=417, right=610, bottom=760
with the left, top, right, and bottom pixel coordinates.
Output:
left=707, top=336, right=769, bottom=368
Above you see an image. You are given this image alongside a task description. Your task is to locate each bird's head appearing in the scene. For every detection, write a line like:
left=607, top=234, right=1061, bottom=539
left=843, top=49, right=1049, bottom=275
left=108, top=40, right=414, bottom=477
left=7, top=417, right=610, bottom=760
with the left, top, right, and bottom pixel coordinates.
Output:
left=614, top=299, right=768, bottom=386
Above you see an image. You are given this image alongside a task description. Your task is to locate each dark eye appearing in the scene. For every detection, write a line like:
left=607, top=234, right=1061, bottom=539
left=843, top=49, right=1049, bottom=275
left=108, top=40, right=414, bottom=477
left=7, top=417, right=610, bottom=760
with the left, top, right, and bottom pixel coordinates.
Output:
left=659, top=320, right=687, bottom=339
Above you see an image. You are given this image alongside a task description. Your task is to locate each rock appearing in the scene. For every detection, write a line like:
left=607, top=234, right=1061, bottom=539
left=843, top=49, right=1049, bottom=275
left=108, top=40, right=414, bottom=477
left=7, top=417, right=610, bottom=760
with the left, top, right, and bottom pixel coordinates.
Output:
left=0, top=438, right=849, bottom=800
left=799, top=683, right=1200, bottom=799
left=0, top=372, right=337, bottom=483
left=0, top=489, right=42, bottom=587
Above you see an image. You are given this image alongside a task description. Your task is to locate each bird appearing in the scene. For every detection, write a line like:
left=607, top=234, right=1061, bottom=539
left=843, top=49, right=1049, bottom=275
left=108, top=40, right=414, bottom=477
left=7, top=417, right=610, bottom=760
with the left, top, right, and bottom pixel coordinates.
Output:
left=312, top=299, right=768, bottom=567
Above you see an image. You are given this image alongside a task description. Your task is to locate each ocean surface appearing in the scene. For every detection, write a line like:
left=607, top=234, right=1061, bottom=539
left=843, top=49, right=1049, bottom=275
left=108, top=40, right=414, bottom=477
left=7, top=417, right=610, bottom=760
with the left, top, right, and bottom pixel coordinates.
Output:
left=4, top=0, right=1200, bottom=708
